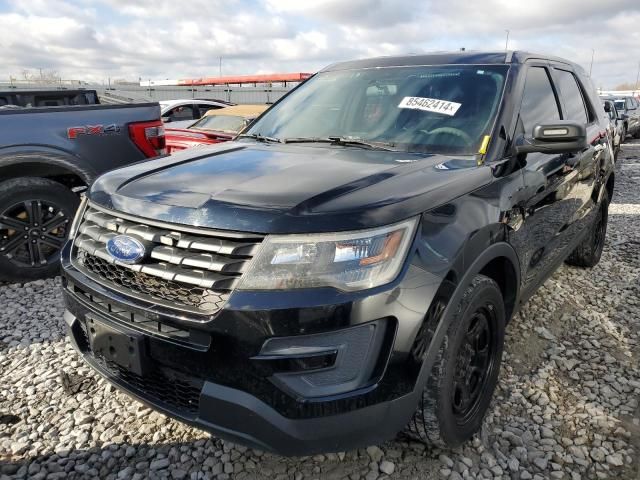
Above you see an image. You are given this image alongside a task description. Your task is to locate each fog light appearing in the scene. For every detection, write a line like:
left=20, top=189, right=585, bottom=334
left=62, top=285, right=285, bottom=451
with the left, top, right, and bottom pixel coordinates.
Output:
left=254, top=320, right=388, bottom=398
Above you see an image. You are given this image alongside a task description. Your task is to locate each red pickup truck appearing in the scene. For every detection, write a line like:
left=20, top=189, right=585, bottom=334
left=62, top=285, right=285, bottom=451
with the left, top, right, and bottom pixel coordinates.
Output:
left=165, top=104, right=268, bottom=153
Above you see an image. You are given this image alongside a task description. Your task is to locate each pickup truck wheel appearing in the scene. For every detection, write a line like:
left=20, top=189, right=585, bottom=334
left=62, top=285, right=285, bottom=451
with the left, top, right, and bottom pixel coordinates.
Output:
left=405, top=275, right=505, bottom=447
left=0, top=177, right=79, bottom=283
left=565, top=191, right=609, bottom=268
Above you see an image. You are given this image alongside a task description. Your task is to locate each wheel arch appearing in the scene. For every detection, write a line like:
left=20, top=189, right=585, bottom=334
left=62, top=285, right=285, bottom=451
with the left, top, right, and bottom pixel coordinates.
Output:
left=447, top=235, right=521, bottom=322
left=409, top=239, right=521, bottom=372
left=394, top=241, right=521, bottom=435
left=418, top=241, right=520, bottom=370
left=0, top=147, right=94, bottom=190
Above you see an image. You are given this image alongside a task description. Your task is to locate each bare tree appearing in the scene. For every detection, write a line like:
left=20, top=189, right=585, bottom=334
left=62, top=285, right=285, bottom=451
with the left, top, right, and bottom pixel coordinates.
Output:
left=18, top=69, right=61, bottom=84
left=613, top=82, right=638, bottom=91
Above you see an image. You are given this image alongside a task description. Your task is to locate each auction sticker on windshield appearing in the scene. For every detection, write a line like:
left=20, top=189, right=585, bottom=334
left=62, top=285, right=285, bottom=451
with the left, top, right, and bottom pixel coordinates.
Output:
left=398, top=97, right=462, bottom=116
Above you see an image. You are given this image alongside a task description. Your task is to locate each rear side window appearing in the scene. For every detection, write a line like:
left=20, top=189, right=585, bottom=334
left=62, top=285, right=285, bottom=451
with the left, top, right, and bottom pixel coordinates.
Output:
left=555, top=70, right=589, bottom=124
left=519, top=67, right=561, bottom=135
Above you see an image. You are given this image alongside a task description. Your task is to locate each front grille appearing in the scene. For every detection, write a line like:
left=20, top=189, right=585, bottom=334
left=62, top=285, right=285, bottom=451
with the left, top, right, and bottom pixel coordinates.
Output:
left=78, top=251, right=229, bottom=313
left=94, top=356, right=203, bottom=416
left=72, top=204, right=264, bottom=316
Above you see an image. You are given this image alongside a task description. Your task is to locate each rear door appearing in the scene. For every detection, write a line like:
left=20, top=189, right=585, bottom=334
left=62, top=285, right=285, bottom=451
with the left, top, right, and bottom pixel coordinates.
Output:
left=551, top=67, right=605, bottom=231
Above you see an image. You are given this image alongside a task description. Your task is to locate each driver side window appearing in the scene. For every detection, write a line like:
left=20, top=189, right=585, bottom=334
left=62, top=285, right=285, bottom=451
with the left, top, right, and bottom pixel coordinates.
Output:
left=519, top=67, right=561, bottom=136
left=169, top=105, right=195, bottom=120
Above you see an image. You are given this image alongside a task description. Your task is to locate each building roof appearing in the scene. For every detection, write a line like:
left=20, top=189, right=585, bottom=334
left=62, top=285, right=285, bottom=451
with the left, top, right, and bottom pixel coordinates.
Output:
left=176, top=73, right=312, bottom=87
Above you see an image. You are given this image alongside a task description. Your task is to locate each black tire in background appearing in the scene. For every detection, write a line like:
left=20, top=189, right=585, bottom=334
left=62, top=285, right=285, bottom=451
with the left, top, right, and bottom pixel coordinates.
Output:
left=565, top=191, right=609, bottom=268
left=0, top=177, right=79, bottom=283
left=406, top=274, right=506, bottom=447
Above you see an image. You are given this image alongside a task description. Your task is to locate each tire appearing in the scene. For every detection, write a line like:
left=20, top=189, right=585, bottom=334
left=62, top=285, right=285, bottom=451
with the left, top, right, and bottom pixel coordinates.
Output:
left=405, top=274, right=506, bottom=447
left=565, top=191, right=609, bottom=268
left=0, top=177, right=79, bottom=283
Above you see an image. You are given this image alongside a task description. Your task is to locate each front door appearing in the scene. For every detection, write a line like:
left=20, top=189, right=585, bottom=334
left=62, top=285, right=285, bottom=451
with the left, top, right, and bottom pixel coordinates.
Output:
left=509, top=65, right=585, bottom=297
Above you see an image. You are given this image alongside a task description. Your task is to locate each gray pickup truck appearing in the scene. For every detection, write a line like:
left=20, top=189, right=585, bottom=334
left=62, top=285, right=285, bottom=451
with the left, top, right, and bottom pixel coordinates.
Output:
left=0, top=100, right=164, bottom=282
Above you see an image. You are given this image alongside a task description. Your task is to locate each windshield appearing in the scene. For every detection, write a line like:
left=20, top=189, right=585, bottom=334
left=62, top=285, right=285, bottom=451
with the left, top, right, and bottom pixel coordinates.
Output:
left=246, top=65, right=508, bottom=155
left=614, top=100, right=626, bottom=111
left=191, top=115, right=247, bottom=133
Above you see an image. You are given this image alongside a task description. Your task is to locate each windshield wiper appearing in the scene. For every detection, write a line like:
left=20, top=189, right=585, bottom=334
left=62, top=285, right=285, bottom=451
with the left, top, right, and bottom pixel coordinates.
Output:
left=282, top=136, right=398, bottom=151
left=237, top=133, right=282, bottom=143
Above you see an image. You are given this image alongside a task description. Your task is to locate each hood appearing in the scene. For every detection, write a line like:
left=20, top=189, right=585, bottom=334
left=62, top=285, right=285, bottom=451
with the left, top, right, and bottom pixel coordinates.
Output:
left=90, top=141, right=493, bottom=233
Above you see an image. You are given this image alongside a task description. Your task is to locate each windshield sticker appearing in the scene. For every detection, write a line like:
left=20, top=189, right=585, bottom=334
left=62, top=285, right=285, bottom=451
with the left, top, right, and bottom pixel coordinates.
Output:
left=397, top=96, right=462, bottom=116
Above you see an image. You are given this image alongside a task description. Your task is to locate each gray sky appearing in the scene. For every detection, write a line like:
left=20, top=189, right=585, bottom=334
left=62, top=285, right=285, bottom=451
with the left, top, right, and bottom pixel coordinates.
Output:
left=1, top=0, right=639, bottom=88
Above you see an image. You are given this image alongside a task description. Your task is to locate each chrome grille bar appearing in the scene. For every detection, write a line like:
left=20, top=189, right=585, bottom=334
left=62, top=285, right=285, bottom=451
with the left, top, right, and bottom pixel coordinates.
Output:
left=72, top=204, right=264, bottom=315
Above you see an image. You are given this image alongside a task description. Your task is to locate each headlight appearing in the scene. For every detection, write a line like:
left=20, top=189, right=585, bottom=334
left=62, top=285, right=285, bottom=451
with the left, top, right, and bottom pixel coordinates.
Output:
left=238, top=217, right=418, bottom=291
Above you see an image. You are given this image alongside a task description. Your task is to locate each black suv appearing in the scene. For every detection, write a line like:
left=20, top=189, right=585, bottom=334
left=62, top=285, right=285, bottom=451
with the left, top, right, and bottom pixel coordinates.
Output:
left=62, top=51, right=614, bottom=455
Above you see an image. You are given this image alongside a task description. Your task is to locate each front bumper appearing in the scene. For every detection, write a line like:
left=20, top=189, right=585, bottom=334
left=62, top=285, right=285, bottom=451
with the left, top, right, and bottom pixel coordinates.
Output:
left=66, top=307, right=420, bottom=455
left=61, top=239, right=444, bottom=455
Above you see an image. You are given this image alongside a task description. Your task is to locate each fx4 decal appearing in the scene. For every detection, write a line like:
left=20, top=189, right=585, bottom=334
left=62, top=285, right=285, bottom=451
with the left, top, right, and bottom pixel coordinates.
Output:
left=68, top=124, right=121, bottom=139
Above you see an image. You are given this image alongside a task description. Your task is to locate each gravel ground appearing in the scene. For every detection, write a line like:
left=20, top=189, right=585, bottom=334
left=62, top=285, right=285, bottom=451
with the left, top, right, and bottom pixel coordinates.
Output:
left=1, top=144, right=639, bottom=480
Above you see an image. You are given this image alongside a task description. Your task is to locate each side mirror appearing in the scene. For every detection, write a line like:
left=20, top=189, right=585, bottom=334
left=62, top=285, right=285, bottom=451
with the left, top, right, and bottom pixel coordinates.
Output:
left=620, top=113, right=629, bottom=121
left=604, top=102, right=611, bottom=113
left=161, top=116, right=171, bottom=123
left=514, top=121, right=588, bottom=155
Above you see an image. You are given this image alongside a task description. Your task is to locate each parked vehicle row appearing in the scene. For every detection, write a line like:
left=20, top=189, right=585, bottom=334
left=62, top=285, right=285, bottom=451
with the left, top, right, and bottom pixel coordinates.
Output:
left=599, top=93, right=640, bottom=140
left=165, top=104, right=268, bottom=153
left=0, top=97, right=164, bottom=282
left=61, top=50, right=614, bottom=455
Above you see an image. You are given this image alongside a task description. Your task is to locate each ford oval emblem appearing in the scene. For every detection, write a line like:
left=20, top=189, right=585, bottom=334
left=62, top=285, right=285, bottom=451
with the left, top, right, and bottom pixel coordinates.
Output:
left=106, top=235, right=146, bottom=264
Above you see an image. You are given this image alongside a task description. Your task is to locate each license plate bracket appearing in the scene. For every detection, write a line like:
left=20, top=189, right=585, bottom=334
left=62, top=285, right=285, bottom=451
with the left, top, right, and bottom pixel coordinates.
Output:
left=86, top=316, right=149, bottom=376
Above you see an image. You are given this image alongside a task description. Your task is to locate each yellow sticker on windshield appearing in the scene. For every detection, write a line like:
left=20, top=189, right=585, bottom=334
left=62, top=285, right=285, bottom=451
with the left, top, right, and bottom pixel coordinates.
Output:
left=398, top=96, right=462, bottom=116
left=478, top=135, right=491, bottom=155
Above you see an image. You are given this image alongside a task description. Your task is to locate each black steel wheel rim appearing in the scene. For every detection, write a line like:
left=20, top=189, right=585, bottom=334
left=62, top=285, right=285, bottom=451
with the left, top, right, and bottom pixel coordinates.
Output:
left=451, top=304, right=497, bottom=424
left=0, top=199, right=69, bottom=268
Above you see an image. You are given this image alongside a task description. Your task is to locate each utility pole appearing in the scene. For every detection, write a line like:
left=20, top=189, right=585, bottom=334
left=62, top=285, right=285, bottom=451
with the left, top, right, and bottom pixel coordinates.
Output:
left=589, top=49, right=595, bottom=77
left=504, top=30, right=510, bottom=51
left=219, top=57, right=222, bottom=77
left=635, top=61, right=640, bottom=92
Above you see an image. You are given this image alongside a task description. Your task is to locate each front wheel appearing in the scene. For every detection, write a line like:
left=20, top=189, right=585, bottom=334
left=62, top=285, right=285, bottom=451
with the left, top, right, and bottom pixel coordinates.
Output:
left=0, top=177, right=79, bottom=283
left=405, top=275, right=505, bottom=447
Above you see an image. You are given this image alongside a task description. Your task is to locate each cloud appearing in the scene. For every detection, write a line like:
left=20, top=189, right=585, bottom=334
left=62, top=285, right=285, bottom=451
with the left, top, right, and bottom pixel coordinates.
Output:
left=0, top=0, right=639, bottom=87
